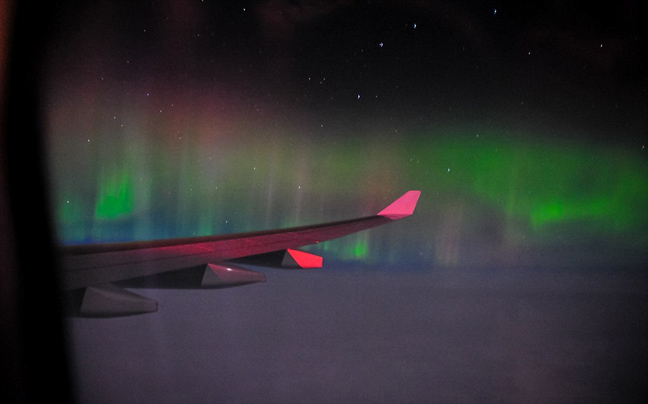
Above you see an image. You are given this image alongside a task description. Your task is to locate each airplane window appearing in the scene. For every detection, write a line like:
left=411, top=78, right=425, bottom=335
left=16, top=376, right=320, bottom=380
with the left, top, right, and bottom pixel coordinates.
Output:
left=4, top=1, right=646, bottom=403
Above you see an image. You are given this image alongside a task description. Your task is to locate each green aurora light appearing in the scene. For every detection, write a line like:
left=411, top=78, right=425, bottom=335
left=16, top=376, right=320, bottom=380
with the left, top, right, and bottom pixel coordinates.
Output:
left=50, top=127, right=648, bottom=265
left=95, top=167, right=135, bottom=220
left=404, top=132, right=648, bottom=235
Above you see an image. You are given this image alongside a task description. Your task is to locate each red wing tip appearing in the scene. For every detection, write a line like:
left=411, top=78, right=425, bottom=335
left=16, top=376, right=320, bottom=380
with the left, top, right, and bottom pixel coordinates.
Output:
left=377, top=190, right=421, bottom=220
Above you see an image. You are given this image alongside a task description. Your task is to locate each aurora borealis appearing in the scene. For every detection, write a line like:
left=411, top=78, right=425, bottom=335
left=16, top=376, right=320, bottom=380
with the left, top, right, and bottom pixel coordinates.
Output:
left=44, top=1, right=647, bottom=268
left=48, top=120, right=648, bottom=266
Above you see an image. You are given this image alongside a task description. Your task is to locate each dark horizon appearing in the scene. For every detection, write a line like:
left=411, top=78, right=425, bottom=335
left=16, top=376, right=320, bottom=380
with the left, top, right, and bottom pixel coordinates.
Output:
left=67, top=265, right=648, bottom=404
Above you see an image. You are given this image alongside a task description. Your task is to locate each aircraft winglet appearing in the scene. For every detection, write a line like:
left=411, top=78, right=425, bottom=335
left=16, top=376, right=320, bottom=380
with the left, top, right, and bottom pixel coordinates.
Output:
left=377, top=190, right=421, bottom=220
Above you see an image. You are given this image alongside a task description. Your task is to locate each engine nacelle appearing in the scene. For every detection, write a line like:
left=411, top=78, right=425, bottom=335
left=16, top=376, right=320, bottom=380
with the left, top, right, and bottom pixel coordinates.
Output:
left=230, top=248, right=323, bottom=269
left=65, top=283, right=158, bottom=318
left=201, top=263, right=266, bottom=288
left=64, top=264, right=265, bottom=317
left=115, top=263, right=266, bottom=289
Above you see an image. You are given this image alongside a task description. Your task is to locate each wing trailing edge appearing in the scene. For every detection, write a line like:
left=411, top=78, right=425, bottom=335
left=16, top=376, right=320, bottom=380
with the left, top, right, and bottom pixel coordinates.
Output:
left=60, top=190, right=421, bottom=316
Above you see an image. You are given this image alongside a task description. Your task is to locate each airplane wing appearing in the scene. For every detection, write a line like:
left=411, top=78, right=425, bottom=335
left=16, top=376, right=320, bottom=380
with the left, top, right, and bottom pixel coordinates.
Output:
left=60, top=190, right=421, bottom=317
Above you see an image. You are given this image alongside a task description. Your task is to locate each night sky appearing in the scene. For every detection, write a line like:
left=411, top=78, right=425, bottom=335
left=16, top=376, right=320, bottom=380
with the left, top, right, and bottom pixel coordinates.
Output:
left=43, top=1, right=647, bottom=403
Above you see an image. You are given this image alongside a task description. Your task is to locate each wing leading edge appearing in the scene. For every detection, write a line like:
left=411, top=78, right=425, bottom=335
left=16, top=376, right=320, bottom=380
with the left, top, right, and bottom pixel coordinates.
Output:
left=61, top=191, right=420, bottom=316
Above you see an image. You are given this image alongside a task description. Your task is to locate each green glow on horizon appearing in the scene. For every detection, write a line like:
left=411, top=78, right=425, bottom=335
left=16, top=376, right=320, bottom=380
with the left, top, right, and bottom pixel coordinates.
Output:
left=406, top=131, right=648, bottom=237
left=352, top=234, right=370, bottom=259
left=95, top=167, right=135, bottom=220
left=50, top=122, right=648, bottom=267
